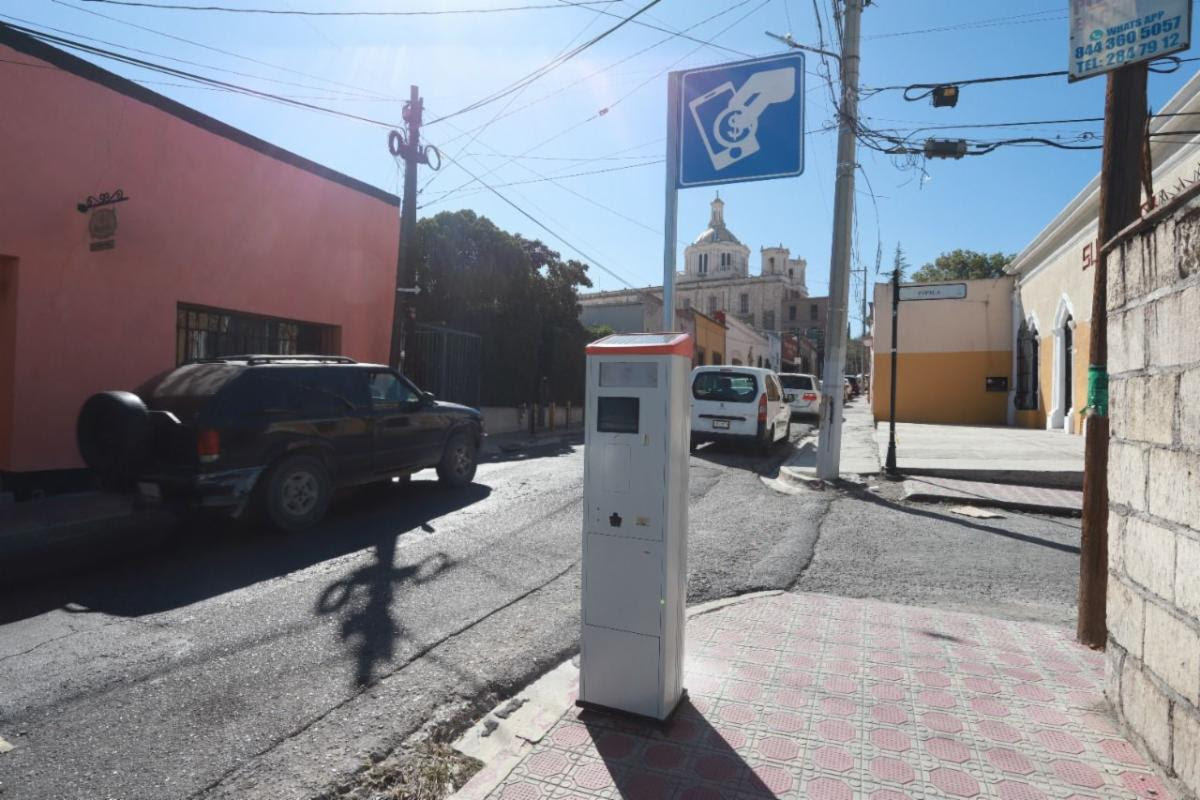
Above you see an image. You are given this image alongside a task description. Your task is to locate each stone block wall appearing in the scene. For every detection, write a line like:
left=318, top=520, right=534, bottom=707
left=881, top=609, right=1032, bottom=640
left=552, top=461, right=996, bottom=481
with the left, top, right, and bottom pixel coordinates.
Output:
left=1107, top=199, right=1200, bottom=798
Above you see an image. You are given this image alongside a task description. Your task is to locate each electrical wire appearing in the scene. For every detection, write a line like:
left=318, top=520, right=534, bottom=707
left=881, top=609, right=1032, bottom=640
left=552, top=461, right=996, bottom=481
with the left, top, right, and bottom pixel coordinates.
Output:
left=866, top=55, right=1194, bottom=102
left=77, top=0, right=622, bottom=15
left=418, top=4, right=606, bottom=195
left=863, top=8, right=1066, bottom=40
left=433, top=146, right=639, bottom=289
left=4, top=21, right=403, bottom=127
left=1, top=12, right=386, bottom=99
left=425, top=0, right=663, bottom=127
left=432, top=0, right=770, bottom=154
left=51, top=0, right=399, bottom=100
left=425, top=0, right=771, bottom=207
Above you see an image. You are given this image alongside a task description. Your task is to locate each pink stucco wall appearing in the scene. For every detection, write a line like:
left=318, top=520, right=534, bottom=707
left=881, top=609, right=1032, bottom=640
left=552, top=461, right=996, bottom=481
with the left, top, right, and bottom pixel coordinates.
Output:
left=0, top=37, right=399, bottom=472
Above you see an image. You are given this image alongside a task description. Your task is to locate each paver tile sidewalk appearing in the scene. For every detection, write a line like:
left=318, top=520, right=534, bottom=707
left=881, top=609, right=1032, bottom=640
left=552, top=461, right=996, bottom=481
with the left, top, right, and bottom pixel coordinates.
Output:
left=471, top=592, right=1174, bottom=800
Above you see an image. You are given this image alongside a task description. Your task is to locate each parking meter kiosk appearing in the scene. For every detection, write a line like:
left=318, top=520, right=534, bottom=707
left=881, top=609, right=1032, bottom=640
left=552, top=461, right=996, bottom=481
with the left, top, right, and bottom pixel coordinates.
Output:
left=578, top=332, right=692, bottom=721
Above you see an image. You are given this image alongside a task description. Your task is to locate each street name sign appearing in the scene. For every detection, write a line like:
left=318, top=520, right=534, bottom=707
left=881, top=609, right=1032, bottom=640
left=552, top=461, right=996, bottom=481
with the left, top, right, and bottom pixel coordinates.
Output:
left=898, top=283, right=968, bottom=301
left=1069, top=0, right=1192, bottom=81
left=674, top=53, right=805, bottom=188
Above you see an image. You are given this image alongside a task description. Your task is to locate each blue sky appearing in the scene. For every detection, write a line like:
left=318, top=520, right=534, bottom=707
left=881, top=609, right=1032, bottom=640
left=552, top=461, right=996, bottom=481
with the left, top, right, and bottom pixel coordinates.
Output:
left=7, top=0, right=1197, bottom=334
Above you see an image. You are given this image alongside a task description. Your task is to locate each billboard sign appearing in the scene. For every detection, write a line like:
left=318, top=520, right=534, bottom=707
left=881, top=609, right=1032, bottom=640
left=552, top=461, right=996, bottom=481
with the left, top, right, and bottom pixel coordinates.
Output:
left=675, top=53, right=805, bottom=188
left=1070, top=0, right=1192, bottom=81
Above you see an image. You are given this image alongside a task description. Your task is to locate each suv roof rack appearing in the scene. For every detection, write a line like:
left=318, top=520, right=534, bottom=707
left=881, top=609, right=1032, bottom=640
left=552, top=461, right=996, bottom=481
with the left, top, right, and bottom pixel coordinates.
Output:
left=190, top=355, right=358, bottom=365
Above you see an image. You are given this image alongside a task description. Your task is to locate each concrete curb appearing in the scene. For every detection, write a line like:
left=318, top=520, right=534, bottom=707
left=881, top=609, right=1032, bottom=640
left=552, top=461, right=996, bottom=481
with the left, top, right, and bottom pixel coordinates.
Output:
left=898, top=467, right=1084, bottom=491
left=480, top=427, right=584, bottom=458
left=902, top=490, right=1082, bottom=517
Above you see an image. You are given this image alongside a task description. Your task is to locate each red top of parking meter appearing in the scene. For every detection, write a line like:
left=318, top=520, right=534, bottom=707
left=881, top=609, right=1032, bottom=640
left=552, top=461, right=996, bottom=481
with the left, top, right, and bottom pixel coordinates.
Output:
left=585, top=332, right=693, bottom=358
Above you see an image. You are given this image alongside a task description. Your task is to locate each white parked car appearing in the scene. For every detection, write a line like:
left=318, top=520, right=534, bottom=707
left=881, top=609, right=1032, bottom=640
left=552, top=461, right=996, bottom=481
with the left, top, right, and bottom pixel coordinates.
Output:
left=778, top=373, right=820, bottom=418
left=689, top=366, right=791, bottom=453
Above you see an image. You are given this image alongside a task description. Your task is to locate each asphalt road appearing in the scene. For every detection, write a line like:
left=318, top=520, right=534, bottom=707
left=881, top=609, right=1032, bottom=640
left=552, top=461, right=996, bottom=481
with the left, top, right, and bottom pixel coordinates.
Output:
left=0, top=428, right=826, bottom=800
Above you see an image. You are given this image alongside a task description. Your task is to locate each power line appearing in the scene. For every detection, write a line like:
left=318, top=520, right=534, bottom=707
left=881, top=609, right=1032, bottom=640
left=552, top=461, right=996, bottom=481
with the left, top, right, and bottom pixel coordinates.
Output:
left=431, top=0, right=767, bottom=153
left=863, top=8, right=1066, bottom=40
left=425, top=0, right=663, bottom=127
left=5, top=21, right=403, bottom=127
left=2, top=12, right=385, bottom=99
left=865, top=55, right=1195, bottom=101
left=433, top=146, right=639, bottom=289
left=52, top=0, right=399, bottom=100
left=427, top=158, right=662, bottom=197
left=425, top=0, right=771, bottom=206
left=77, top=0, right=621, bottom=15
left=417, top=4, right=607, bottom=195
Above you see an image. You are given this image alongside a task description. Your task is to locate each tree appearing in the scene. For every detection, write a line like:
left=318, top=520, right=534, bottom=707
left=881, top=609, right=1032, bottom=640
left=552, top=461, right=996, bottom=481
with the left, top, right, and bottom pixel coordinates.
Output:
left=586, top=323, right=614, bottom=340
left=892, top=243, right=910, bottom=279
left=911, top=249, right=1014, bottom=282
left=411, top=210, right=594, bottom=406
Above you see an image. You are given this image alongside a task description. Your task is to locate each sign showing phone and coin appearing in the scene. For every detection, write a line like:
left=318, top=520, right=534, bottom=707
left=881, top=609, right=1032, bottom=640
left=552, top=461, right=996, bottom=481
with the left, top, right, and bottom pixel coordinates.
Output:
left=674, top=53, right=806, bottom=188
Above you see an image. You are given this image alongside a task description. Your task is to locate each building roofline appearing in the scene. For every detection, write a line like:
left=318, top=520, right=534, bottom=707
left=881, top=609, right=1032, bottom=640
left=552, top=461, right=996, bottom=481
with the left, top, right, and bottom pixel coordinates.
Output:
left=1006, top=67, right=1200, bottom=277
left=0, top=22, right=400, bottom=207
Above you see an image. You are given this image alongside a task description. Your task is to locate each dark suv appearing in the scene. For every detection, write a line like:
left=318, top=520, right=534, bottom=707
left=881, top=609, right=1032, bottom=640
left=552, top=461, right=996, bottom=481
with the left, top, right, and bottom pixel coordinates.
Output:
left=76, top=355, right=484, bottom=531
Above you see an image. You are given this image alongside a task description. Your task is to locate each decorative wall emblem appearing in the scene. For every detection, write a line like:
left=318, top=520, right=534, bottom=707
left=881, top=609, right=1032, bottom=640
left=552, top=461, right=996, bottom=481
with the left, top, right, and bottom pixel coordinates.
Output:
left=89, top=208, right=118, bottom=239
left=78, top=189, right=127, bottom=252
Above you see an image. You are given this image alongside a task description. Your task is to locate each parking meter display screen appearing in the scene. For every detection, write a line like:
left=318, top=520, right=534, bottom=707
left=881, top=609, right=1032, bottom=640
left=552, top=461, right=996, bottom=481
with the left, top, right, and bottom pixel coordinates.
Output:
left=597, top=396, right=639, bottom=434
left=600, top=362, right=657, bottom=387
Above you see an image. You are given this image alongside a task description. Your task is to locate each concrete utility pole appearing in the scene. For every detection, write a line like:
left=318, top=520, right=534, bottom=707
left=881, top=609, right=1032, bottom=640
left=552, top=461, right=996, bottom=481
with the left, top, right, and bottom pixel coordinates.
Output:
left=1077, top=63, right=1148, bottom=649
left=388, top=85, right=430, bottom=370
left=816, top=0, right=863, bottom=480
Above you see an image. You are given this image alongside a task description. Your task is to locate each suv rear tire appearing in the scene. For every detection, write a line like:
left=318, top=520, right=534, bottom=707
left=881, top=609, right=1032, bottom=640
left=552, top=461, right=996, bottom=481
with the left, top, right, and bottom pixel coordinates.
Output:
left=262, top=454, right=331, bottom=532
left=437, top=431, right=477, bottom=487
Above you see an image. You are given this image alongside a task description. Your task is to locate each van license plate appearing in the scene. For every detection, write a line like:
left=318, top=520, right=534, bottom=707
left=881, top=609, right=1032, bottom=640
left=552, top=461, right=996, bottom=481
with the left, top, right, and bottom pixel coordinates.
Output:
left=137, top=482, right=161, bottom=501
left=712, top=419, right=730, bottom=429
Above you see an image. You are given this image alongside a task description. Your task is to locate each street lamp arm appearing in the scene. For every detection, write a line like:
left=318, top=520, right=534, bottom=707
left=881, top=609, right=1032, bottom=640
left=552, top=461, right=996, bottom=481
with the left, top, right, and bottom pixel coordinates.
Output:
left=764, top=31, right=842, bottom=66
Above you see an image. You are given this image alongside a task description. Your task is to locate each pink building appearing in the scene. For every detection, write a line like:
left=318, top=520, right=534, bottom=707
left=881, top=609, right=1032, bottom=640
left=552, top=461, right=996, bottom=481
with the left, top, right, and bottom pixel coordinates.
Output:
left=0, top=24, right=400, bottom=484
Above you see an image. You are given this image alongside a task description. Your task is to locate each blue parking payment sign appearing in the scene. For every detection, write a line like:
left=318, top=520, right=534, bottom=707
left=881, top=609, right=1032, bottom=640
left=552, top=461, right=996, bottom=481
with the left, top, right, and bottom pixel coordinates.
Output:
left=675, top=53, right=805, bottom=188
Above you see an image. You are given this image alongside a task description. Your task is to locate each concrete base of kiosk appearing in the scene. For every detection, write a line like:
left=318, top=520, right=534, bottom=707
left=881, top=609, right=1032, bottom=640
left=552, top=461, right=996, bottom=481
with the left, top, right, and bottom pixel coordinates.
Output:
left=574, top=688, right=689, bottom=727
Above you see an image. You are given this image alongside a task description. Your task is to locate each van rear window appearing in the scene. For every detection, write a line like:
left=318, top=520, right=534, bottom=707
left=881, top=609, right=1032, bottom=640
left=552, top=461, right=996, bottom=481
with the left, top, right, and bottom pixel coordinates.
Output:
left=779, top=375, right=814, bottom=390
left=692, top=371, right=758, bottom=403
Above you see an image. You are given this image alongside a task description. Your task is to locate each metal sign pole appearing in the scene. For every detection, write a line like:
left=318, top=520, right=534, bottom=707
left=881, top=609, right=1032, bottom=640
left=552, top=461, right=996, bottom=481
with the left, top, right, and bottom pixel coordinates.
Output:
left=663, top=71, right=681, bottom=332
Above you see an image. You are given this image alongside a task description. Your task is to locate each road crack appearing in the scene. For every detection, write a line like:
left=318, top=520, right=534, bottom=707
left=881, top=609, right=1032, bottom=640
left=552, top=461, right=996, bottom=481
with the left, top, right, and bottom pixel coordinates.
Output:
left=186, top=559, right=581, bottom=800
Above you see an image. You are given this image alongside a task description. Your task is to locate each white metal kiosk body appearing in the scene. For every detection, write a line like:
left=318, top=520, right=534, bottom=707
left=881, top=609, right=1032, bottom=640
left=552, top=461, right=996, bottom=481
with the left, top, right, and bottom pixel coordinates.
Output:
left=579, top=332, right=692, bottom=720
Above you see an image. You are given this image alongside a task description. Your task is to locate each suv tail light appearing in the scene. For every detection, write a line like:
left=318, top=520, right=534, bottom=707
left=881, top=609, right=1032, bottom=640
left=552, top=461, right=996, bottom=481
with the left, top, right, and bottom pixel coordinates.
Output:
left=758, top=394, right=768, bottom=422
left=197, top=429, right=220, bottom=463
left=803, top=392, right=818, bottom=401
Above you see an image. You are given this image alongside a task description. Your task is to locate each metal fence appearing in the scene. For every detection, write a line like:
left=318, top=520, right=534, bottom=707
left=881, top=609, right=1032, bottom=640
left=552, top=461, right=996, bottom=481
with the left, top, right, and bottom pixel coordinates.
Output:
left=405, top=323, right=482, bottom=408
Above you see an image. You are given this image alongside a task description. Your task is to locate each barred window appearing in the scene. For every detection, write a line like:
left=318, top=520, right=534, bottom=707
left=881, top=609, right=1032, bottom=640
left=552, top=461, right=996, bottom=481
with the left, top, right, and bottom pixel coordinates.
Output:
left=1015, top=321, right=1040, bottom=411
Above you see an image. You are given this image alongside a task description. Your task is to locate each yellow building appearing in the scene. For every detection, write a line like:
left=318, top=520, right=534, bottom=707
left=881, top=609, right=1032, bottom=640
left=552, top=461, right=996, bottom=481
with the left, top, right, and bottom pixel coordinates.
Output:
left=871, top=278, right=1014, bottom=426
left=1007, top=69, right=1200, bottom=433
left=678, top=307, right=726, bottom=367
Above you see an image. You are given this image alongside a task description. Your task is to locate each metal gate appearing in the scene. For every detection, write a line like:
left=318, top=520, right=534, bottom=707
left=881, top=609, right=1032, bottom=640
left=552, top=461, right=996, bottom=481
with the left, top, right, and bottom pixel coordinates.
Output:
left=405, top=323, right=482, bottom=408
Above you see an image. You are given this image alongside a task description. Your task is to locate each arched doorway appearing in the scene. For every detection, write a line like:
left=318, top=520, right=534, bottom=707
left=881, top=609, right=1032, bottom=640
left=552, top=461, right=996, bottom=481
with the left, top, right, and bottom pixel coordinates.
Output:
left=1051, top=296, right=1076, bottom=432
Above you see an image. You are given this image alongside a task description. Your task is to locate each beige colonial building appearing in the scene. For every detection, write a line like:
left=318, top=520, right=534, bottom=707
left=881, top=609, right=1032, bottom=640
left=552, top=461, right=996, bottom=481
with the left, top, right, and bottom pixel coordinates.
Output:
left=1007, top=69, right=1200, bottom=433
left=578, top=194, right=809, bottom=336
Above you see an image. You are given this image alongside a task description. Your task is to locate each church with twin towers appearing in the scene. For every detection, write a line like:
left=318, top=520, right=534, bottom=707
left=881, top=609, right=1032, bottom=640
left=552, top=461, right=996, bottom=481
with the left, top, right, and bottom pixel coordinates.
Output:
left=577, top=193, right=811, bottom=334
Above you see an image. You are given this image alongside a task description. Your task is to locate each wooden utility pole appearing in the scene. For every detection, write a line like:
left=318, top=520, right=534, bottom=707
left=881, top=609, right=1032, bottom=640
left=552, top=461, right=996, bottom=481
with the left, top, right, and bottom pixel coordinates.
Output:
left=1078, top=62, right=1148, bottom=649
left=388, top=85, right=429, bottom=370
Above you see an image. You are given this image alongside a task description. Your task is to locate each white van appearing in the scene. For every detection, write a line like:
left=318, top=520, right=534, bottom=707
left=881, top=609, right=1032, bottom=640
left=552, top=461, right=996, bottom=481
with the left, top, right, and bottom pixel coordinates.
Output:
left=689, top=366, right=792, bottom=453
left=778, top=372, right=820, bottom=418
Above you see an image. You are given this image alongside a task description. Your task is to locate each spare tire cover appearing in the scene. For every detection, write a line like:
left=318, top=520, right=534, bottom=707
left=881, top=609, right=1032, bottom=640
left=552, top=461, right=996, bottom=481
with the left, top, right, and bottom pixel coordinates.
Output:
left=76, top=391, right=151, bottom=476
